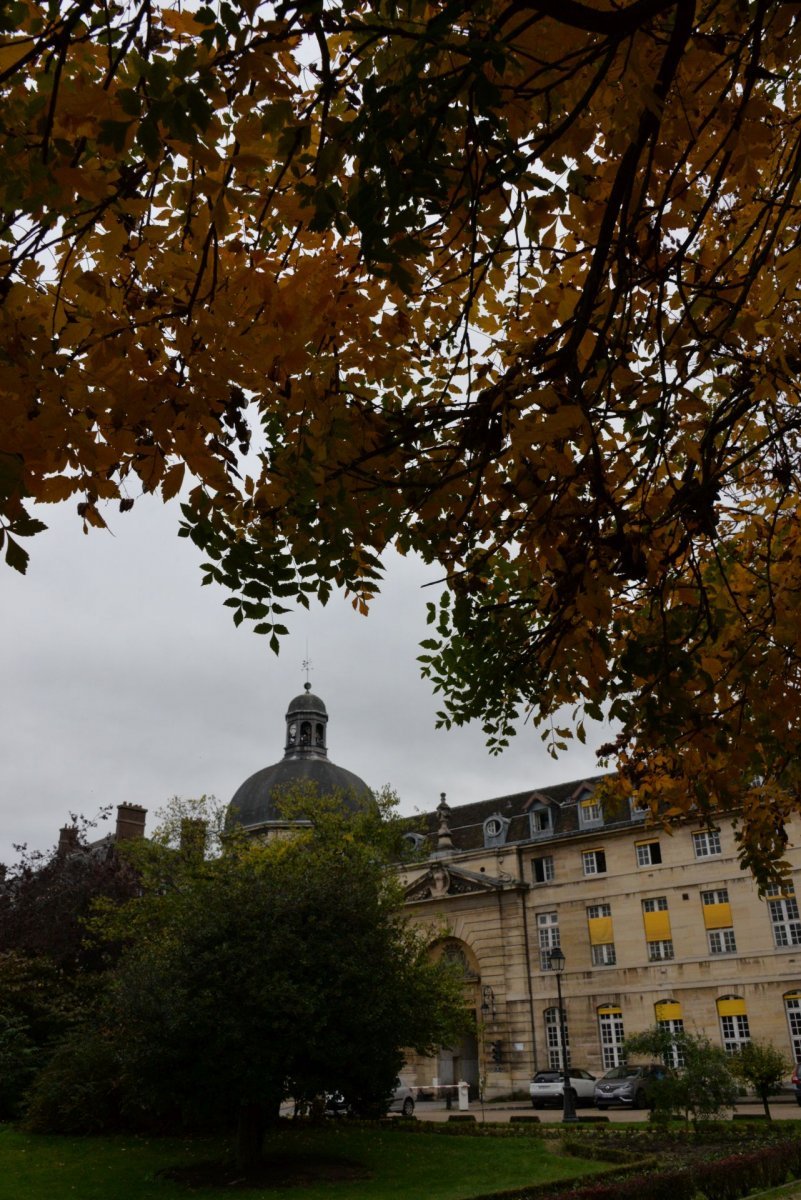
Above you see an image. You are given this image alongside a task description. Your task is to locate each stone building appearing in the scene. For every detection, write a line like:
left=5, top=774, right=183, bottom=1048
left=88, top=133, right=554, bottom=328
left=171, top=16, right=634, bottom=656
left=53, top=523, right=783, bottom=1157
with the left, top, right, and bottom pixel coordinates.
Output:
left=399, top=784, right=801, bottom=1098
left=224, top=685, right=801, bottom=1099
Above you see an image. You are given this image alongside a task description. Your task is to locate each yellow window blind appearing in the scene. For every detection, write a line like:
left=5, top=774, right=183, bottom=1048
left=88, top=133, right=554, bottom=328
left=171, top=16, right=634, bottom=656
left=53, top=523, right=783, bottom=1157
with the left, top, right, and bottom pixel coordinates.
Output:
left=655, top=1001, right=682, bottom=1021
left=703, top=903, right=732, bottom=930
left=643, top=910, right=671, bottom=941
left=717, top=997, right=746, bottom=1017
left=588, top=916, right=614, bottom=945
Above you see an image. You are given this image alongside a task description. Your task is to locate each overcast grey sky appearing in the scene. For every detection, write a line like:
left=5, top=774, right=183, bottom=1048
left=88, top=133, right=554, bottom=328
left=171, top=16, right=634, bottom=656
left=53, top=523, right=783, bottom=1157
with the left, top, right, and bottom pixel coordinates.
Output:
left=0, top=497, right=609, bottom=864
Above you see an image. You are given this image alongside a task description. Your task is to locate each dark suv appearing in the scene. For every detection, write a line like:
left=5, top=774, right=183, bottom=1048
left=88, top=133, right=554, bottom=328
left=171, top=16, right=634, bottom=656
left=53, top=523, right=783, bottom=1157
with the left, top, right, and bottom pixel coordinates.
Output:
left=594, top=1063, right=670, bottom=1109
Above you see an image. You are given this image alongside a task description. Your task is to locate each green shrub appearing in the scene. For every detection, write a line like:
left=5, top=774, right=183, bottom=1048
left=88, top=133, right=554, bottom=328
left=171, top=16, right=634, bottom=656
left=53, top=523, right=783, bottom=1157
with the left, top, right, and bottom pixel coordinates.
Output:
left=23, top=1025, right=121, bottom=1133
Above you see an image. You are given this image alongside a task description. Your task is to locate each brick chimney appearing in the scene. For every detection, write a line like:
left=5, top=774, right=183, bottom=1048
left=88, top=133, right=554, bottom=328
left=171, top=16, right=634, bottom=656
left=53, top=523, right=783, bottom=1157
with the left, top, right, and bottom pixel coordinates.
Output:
left=115, top=804, right=147, bottom=842
left=57, top=825, right=80, bottom=855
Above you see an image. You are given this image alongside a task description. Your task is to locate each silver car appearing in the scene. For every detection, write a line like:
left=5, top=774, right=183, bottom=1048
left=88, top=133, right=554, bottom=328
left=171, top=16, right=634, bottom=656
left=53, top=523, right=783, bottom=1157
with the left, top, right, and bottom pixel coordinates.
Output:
left=593, top=1063, right=669, bottom=1109
left=530, top=1068, right=597, bottom=1108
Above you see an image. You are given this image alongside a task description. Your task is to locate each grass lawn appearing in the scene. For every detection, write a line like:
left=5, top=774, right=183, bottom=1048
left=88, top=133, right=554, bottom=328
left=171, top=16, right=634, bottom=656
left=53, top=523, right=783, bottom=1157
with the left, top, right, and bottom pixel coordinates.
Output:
left=0, top=1124, right=607, bottom=1200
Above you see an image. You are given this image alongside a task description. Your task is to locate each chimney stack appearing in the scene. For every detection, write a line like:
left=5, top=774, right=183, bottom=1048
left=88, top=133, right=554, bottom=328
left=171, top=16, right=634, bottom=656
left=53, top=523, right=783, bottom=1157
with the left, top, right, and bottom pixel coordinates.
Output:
left=58, top=825, right=80, bottom=855
left=115, top=804, right=147, bottom=842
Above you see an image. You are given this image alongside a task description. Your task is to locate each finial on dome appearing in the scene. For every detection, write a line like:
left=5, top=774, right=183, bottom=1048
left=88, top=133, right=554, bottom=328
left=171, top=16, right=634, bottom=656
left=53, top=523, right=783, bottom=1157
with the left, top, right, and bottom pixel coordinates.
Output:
left=304, top=681, right=311, bottom=692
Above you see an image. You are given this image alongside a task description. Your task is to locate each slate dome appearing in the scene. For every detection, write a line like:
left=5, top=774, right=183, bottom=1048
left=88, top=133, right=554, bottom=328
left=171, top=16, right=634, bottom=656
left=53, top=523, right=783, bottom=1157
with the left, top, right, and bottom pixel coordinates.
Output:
left=227, top=683, right=372, bottom=832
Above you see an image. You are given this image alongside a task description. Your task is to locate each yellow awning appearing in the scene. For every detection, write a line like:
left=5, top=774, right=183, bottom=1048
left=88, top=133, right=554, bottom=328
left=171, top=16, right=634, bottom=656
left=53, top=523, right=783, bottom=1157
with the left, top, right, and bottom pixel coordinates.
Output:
left=655, top=1001, right=682, bottom=1021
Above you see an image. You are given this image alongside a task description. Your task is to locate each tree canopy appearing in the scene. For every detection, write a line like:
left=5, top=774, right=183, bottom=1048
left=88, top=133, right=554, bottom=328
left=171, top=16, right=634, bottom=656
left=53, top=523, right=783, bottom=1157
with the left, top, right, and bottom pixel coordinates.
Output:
left=72, top=800, right=466, bottom=1166
left=2, top=0, right=801, bottom=874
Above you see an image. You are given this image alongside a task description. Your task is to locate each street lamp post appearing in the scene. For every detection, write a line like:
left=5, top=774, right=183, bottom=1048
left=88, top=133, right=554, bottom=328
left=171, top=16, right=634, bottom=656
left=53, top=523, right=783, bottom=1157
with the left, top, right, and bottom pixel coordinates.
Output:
left=548, top=946, right=577, bottom=1123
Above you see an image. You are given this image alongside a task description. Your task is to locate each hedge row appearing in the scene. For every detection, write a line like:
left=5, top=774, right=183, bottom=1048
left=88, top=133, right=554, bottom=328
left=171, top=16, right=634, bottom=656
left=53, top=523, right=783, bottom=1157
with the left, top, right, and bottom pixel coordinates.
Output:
left=468, top=1137, right=801, bottom=1200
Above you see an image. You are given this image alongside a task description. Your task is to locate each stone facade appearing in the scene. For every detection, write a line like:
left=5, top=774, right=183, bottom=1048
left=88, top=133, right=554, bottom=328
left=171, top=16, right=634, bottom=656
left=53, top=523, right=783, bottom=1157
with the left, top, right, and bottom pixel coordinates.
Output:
left=399, top=780, right=801, bottom=1098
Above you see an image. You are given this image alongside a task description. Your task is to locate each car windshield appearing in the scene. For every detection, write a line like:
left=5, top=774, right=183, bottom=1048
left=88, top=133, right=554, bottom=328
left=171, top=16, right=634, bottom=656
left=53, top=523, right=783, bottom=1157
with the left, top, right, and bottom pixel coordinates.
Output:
left=602, top=1067, right=639, bottom=1080
left=533, top=1072, right=562, bottom=1082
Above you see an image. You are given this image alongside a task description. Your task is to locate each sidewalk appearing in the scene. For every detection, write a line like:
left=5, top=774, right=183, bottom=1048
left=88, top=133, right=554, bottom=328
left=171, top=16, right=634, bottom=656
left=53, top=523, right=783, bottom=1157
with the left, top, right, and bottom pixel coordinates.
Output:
left=410, top=1097, right=801, bottom=1123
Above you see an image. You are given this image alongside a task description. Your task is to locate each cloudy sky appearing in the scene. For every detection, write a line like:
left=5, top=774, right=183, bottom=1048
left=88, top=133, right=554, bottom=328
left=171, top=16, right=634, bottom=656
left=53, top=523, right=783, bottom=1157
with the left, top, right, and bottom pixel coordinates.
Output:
left=0, top=496, right=609, bottom=864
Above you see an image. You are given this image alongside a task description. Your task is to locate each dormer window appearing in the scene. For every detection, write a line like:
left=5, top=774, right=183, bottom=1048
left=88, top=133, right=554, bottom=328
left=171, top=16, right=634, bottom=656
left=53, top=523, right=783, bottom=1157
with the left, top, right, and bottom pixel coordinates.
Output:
left=483, top=814, right=509, bottom=847
left=578, top=796, right=603, bottom=829
left=629, top=795, right=648, bottom=821
left=529, top=806, right=552, bottom=839
left=403, top=831, right=426, bottom=851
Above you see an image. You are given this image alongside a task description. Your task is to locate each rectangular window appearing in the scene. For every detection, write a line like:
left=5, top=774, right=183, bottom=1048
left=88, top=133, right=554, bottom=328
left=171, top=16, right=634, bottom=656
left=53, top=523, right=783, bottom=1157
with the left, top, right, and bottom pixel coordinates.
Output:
left=579, top=798, right=603, bottom=828
left=635, top=840, right=662, bottom=867
left=701, top=888, right=735, bottom=951
left=643, top=896, right=672, bottom=961
left=538, top=912, right=560, bottom=971
left=598, top=1008, right=625, bottom=1069
left=767, top=891, right=801, bottom=947
left=530, top=809, right=552, bottom=837
left=592, top=943, right=617, bottom=966
left=582, top=848, right=607, bottom=876
left=708, top=928, right=737, bottom=954
left=532, top=855, right=555, bottom=885
left=720, top=1013, right=750, bottom=1054
left=587, top=903, right=615, bottom=965
left=693, top=829, right=722, bottom=858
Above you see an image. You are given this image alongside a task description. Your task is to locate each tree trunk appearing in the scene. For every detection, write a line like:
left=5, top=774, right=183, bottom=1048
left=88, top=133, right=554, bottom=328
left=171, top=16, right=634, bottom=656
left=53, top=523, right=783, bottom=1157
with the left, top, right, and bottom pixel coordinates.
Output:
left=236, top=1102, right=266, bottom=1171
left=761, top=1091, right=772, bottom=1119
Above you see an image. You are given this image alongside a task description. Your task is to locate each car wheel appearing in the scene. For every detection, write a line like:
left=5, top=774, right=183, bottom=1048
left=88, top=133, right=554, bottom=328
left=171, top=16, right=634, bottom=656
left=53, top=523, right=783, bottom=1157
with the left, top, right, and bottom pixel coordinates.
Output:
left=402, top=1097, right=415, bottom=1118
left=634, top=1090, right=647, bottom=1108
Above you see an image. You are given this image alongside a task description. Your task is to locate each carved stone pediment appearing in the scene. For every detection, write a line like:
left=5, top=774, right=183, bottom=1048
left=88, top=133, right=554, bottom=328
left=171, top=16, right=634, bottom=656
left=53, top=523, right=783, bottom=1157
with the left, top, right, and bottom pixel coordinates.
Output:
left=403, top=864, right=515, bottom=903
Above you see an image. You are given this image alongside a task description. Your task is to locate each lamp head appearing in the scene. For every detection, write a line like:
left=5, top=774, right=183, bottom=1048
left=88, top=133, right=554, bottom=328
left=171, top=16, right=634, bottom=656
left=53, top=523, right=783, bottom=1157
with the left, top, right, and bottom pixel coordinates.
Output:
left=549, top=946, right=566, bottom=972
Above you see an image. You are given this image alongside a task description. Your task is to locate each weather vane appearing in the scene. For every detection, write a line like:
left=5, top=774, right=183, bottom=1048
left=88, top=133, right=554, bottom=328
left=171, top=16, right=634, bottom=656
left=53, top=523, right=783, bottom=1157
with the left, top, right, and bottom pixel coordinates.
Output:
left=302, top=648, right=313, bottom=689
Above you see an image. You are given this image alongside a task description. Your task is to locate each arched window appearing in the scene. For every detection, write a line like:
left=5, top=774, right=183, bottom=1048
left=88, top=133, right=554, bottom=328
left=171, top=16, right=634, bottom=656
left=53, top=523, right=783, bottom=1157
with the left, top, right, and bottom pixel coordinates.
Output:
left=716, top=996, right=750, bottom=1054
left=597, top=1004, right=625, bottom=1069
left=784, top=991, right=801, bottom=1061
left=655, top=999, right=685, bottom=1067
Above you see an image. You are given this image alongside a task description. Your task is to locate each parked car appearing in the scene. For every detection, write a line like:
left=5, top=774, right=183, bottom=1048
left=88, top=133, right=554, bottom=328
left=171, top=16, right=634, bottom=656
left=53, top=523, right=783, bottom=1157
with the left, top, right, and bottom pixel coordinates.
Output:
left=387, top=1079, right=416, bottom=1117
left=791, top=1062, right=801, bottom=1105
left=593, top=1063, right=669, bottom=1109
left=530, top=1068, right=597, bottom=1108
left=325, top=1078, right=415, bottom=1118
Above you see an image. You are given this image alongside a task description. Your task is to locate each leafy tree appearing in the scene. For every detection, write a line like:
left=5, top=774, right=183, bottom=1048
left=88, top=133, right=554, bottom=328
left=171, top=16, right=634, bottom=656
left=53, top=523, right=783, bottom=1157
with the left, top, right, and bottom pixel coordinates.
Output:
left=83, top=798, right=466, bottom=1170
left=2, top=1, right=800, bottom=873
left=729, top=1040, right=788, bottom=1119
left=0, top=813, right=141, bottom=973
left=625, top=1026, right=740, bottom=1126
left=0, top=951, right=80, bottom=1119
left=0, top=815, right=145, bottom=1117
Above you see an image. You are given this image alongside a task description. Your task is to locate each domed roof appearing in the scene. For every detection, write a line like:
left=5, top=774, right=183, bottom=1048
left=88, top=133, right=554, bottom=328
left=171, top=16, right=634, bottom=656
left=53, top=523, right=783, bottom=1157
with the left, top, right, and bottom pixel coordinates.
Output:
left=287, top=690, right=326, bottom=715
left=226, top=684, right=371, bottom=832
